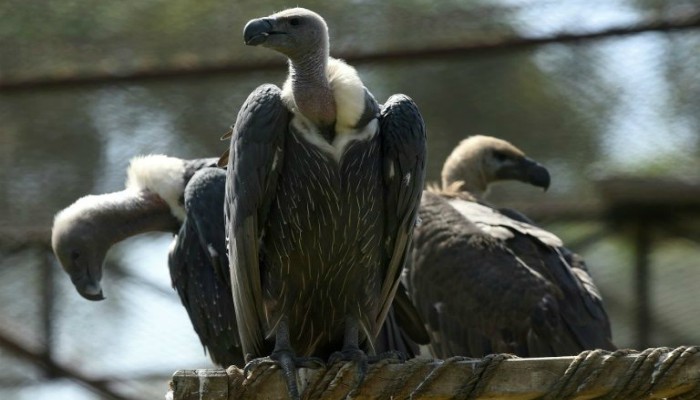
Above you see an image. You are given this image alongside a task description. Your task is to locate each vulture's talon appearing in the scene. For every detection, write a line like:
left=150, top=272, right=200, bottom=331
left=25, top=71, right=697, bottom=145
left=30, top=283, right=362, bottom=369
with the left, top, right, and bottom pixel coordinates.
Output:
left=242, top=356, right=277, bottom=375
left=243, top=351, right=324, bottom=373
left=243, top=349, right=322, bottom=400
left=328, top=348, right=369, bottom=390
left=328, top=348, right=368, bottom=365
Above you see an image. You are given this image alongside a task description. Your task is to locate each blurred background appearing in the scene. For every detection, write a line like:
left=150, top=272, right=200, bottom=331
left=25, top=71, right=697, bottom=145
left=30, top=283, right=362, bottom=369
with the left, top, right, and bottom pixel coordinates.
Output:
left=1, top=0, right=699, bottom=399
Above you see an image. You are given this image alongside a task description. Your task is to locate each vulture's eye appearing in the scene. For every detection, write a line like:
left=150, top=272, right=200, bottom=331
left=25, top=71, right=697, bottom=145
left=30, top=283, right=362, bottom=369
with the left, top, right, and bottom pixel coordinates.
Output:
left=71, top=250, right=80, bottom=261
left=289, top=18, right=301, bottom=26
left=493, top=151, right=509, bottom=162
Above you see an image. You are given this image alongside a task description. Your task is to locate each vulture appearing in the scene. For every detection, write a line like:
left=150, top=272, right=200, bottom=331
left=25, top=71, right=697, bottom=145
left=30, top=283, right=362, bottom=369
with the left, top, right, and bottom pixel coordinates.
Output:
left=406, top=135, right=615, bottom=358
left=226, top=8, right=426, bottom=396
left=51, top=155, right=244, bottom=367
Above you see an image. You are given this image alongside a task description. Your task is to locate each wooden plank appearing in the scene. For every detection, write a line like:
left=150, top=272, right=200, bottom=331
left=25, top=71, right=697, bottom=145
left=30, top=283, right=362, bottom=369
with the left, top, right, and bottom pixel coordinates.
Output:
left=169, top=352, right=700, bottom=399
left=170, top=369, right=229, bottom=400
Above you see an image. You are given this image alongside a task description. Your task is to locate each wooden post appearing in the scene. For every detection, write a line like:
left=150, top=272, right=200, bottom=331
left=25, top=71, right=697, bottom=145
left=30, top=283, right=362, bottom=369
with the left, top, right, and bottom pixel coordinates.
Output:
left=634, top=221, right=651, bottom=349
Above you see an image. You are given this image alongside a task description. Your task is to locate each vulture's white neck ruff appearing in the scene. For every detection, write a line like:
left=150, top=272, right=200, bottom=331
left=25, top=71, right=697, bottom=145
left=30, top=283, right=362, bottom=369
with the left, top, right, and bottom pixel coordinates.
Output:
left=283, top=58, right=377, bottom=162
left=126, top=154, right=186, bottom=221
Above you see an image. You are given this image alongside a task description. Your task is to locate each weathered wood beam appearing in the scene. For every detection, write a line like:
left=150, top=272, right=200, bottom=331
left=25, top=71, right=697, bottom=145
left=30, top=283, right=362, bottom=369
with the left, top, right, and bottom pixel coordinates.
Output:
left=169, top=349, right=700, bottom=400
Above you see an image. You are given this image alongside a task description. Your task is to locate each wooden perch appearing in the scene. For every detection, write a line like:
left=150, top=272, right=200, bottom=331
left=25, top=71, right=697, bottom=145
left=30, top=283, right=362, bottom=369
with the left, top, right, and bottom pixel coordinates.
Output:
left=169, top=347, right=700, bottom=399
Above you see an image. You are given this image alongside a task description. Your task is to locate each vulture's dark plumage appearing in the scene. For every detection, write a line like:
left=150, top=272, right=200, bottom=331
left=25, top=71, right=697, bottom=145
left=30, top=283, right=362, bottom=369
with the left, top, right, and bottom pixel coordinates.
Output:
left=51, top=156, right=243, bottom=367
left=406, top=135, right=615, bottom=358
left=226, top=8, right=426, bottom=395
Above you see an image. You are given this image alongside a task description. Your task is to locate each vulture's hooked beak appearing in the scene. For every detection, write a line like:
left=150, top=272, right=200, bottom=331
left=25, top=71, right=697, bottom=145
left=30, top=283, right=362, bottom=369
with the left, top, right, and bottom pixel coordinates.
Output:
left=70, top=265, right=105, bottom=301
left=243, top=18, right=275, bottom=46
left=78, top=284, right=105, bottom=301
left=496, top=157, right=551, bottom=191
left=523, top=157, right=551, bottom=191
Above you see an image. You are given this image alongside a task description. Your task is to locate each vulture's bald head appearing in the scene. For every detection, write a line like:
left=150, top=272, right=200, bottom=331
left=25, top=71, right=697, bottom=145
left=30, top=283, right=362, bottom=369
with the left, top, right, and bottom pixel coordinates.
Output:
left=441, top=135, right=550, bottom=197
left=52, top=195, right=116, bottom=301
left=243, top=8, right=329, bottom=62
left=52, top=155, right=193, bottom=301
left=243, top=8, right=339, bottom=131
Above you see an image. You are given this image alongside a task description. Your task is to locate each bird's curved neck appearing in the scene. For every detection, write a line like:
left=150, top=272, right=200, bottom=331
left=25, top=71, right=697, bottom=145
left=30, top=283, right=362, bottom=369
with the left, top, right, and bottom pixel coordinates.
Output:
left=288, top=51, right=336, bottom=129
left=442, top=165, right=489, bottom=200
left=79, top=190, right=180, bottom=246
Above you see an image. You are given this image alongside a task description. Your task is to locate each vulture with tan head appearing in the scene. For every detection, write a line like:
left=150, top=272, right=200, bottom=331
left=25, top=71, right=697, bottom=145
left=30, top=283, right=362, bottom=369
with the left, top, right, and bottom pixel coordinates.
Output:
left=407, top=135, right=615, bottom=358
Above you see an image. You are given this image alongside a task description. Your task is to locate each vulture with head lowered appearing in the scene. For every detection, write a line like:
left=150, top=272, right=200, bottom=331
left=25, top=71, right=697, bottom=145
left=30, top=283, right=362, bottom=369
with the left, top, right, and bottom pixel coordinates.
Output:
left=51, top=156, right=243, bottom=367
left=51, top=155, right=426, bottom=369
left=226, top=7, right=426, bottom=396
left=406, top=135, right=615, bottom=358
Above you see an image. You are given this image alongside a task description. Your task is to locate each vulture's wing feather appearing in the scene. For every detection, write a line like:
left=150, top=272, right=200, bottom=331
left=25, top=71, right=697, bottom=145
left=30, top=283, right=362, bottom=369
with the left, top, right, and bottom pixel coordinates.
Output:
left=502, top=226, right=615, bottom=353
left=217, top=129, right=234, bottom=167
left=562, top=249, right=608, bottom=320
left=375, top=94, right=427, bottom=337
left=556, top=249, right=615, bottom=350
left=390, top=282, right=430, bottom=345
left=497, top=206, right=535, bottom=224
left=169, top=167, right=243, bottom=366
left=374, top=307, right=420, bottom=357
left=217, top=149, right=230, bottom=168
left=411, top=192, right=564, bottom=357
left=457, top=197, right=615, bottom=355
left=185, top=168, right=232, bottom=291
left=225, top=84, right=289, bottom=357
left=183, top=158, right=227, bottom=272
left=450, top=199, right=563, bottom=247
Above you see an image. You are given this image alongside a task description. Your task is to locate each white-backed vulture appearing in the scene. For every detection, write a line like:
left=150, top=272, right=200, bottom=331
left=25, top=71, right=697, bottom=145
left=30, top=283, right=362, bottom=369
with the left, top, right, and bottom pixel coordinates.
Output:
left=51, top=156, right=244, bottom=367
left=226, top=8, right=426, bottom=397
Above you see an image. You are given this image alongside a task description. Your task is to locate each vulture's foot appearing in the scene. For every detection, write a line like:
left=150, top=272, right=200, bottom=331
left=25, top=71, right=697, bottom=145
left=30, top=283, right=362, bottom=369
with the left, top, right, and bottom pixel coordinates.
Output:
left=328, top=317, right=378, bottom=391
left=328, top=347, right=369, bottom=390
left=328, top=347, right=368, bottom=365
left=244, top=351, right=324, bottom=371
left=244, top=350, right=324, bottom=400
left=244, top=317, right=324, bottom=399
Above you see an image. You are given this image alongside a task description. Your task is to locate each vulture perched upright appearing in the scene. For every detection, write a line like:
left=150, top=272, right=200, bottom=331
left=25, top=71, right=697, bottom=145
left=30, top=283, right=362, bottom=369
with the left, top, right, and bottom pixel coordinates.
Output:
left=226, top=7, right=426, bottom=396
left=51, top=155, right=244, bottom=367
left=407, top=135, right=615, bottom=358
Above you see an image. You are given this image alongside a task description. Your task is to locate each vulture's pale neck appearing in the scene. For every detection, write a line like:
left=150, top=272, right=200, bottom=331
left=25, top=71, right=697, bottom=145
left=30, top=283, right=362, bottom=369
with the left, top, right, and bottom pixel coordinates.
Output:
left=56, top=190, right=180, bottom=249
left=287, top=42, right=337, bottom=129
left=441, top=157, right=489, bottom=200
